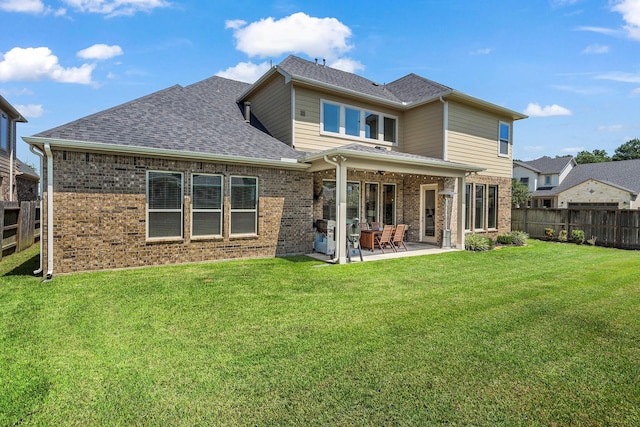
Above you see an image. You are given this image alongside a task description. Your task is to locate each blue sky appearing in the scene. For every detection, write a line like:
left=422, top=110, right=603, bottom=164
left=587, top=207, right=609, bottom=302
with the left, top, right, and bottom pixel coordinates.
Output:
left=1, top=0, right=639, bottom=169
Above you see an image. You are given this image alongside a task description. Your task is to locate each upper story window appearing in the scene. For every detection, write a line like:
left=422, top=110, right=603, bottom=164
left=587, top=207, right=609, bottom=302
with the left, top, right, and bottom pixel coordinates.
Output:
left=1, top=112, right=8, bottom=152
left=321, top=100, right=397, bottom=145
left=544, top=175, right=551, bottom=186
left=498, top=121, right=510, bottom=156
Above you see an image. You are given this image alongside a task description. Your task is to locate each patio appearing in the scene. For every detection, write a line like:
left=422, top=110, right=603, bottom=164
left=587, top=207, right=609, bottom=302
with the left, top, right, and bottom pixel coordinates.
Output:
left=306, top=241, right=458, bottom=263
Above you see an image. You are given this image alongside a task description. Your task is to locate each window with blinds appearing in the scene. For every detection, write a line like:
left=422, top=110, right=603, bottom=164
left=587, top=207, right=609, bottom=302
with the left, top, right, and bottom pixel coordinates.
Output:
left=147, top=171, right=183, bottom=239
left=192, top=174, right=223, bottom=237
left=230, top=176, right=258, bottom=235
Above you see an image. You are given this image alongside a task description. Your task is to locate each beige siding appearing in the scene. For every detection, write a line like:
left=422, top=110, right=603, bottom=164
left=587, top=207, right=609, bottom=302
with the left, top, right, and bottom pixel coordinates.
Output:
left=447, top=101, right=513, bottom=178
left=558, top=179, right=635, bottom=209
left=247, top=73, right=292, bottom=145
left=401, top=102, right=444, bottom=159
left=293, top=86, right=404, bottom=153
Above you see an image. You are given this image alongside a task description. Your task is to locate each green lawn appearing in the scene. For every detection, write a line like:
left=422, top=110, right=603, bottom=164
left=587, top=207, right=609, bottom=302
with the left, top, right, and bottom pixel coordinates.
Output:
left=1, top=241, right=639, bottom=426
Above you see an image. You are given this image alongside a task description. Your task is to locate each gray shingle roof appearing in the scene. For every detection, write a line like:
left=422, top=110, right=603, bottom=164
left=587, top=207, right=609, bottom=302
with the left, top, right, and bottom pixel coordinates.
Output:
left=35, top=76, right=303, bottom=161
left=385, top=74, right=452, bottom=103
left=518, top=156, right=574, bottom=174
left=15, top=158, right=39, bottom=179
left=550, top=159, right=640, bottom=195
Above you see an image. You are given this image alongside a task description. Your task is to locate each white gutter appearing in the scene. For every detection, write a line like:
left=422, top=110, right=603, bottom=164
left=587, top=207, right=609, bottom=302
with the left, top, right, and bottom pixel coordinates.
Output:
left=43, top=143, right=53, bottom=280
left=23, top=136, right=310, bottom=171
left=29, top=144, right=44, bottom=275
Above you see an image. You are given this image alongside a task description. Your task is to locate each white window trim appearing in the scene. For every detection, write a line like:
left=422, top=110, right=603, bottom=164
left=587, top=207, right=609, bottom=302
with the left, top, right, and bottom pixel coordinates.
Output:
left=0, top=112, right=8, bottom=152
left=230, top=175, right=258, bottom=237
left=364, top=181, right=380, bottom=225
left=320, top=99, right=398, bottom=146
left=498, top=121, right=510, bottom=158
left=488, top=185, right=498, bottom=230
left=146, top=170, right=184, bottom=241
left=474, top=184, right=486, bottom=232
left=382, top=183, right=396, bottom=226
left=191, top=173, right=223, bottom=239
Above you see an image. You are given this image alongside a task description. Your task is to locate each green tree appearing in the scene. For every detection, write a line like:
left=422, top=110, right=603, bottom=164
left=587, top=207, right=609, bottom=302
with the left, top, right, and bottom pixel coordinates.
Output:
left=511, top=179, right=531, bottom=207
left=612, top=138, right=640, bottom=161
left=576, top=149, right=610, bottom=164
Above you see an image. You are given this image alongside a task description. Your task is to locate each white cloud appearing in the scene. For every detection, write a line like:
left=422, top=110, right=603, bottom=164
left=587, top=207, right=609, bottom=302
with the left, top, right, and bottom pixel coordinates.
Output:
left=328, top=58, right=364, bottom=74
left=77, top=44, right=123, bottom=60
left=562, top=146, right=584, bottom=153
left=0, top=0, right=44, bottom=13
left=524, top=102, right=572, bottom=117
left=0, top=47, right=95, bottom=84
left=550, top=0, right=579, bottom=7
left=523, top=145, right=545, bottom=152
left=470, top=48, right=492, bottom=55
left=582, top=43, right=609, bottom=54
left=597, top=124, right=624, bottom=131
left=227, top=12, right=353, bottom=61
left=596, top=71, right=640, bottom=83
left=15, top=104, right=44, bottom=118
left=225, top=19, right=246, bottom=30
left=61, top=0, right=170, bottom=17
left=632, top=87, right=640, bottom=94
left=215, top=61, right=271, bottom=83
left=612, top=0, right=640, bottom=40
left=575, top=25, right=621, bottom=36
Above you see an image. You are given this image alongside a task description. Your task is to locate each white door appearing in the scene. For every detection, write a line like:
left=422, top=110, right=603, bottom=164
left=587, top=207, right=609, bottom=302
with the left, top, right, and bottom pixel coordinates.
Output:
left=420, top=184, right=438, bottom=243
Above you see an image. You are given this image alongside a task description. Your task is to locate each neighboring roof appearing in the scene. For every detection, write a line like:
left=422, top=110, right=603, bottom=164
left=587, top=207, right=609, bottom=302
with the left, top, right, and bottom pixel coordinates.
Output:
left=516, top=156, right=575, bottom=175
left=0, top=94, right=27, bottom=123
left=29, top=76, right=304, bottom=165
left=15, top=158, right=39, bottom=180
left=550, top=159, right=640, bottom=195
left=242, top=55, right=526, bottom=120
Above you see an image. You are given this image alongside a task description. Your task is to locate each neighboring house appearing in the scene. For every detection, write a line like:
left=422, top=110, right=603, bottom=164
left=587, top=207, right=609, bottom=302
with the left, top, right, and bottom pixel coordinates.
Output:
left=514, top=156, right=640, bottom=209
left=24, top=55, right=526, bottom=275
left=513, top=156, right=576, bottom=207
left=1, top=95, right=38, bottom=202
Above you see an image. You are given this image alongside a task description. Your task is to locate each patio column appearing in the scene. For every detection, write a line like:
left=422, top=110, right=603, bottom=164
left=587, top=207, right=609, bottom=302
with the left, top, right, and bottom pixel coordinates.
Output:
left=457, top=175, right=466, bottom=249
left=324, top=155, right=348, bottom=264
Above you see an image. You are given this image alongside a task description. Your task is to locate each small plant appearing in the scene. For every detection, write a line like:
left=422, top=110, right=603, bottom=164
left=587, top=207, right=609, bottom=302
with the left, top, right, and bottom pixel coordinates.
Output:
left=544, top=227, right=555, bottom=239
left=571, top=229, right=585, bottom=245
left=587, top=236, right=597, bottom=246
left=509, top=230, right=529, bottom=246
left=496, top=234, right=513, bottom=245
left=465, top=234, right=494, bottom=251
left=559, top=229, right=568, bottom=242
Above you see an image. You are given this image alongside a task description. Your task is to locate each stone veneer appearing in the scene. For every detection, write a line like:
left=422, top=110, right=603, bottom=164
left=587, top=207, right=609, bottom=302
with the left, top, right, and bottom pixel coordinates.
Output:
left=43, top=150, right=313, bottom=274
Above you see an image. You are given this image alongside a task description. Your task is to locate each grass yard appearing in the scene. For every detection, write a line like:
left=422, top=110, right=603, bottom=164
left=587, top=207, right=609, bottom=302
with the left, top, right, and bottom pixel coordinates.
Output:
left=1, top=241, right=639, bottom=426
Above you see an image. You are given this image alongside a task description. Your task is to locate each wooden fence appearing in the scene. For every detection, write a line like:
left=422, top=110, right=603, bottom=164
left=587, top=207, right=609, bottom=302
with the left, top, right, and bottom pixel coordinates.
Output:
left=1, top=201, right=40, bottom=259
left=512, top=208, right=640, bottom=249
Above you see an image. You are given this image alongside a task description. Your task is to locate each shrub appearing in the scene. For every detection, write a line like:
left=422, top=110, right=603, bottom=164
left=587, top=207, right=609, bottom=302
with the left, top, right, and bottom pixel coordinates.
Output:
left=509, top=230, right=529, bottom=246
left=544, top=227, right=555, bottom=239
left=571, top=229, right=585, bottom=245
left=496, top=234, right=513, bottom=245
left=559, top=229, right=568, bottom=242
left=587, top=236, right=597, bottom=246
left=465, top=234, right=494, bottom=251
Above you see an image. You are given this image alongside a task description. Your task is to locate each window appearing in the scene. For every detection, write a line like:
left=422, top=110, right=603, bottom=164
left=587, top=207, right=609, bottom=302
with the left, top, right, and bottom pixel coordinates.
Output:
left=519, top=177, right=529, bottom=185
left=488, top=185, right=498, bottom=229
left=191, top=174, right=223, bottom=237
left=474, top=184, right=485, bottom=230
left=147, top=171, right=183, bottom=239
left=321, top=180, right=360, bottom=221
left=382, top=184, right=396, bottom=225
left=364, top=183, right=379, bottom=225
left=321, top=100, right=397, bottom=144
left=1, top=113, right=7, bottom=151
left=464, top=184, right=472, bottom=231
left=544, top=176, right=551, bottom=186
left=230, top=176, right=258, bottom=235
left=499, top=122, right=510, bottom=156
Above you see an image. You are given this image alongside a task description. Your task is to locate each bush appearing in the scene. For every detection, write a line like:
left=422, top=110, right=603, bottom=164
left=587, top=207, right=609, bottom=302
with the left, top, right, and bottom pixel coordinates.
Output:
left=587, top=236, right=597, bottom=246
left=571, top=229, right=585, bottom=245
left=509, top=230, right=529, bottom=246
left=496, top=234, right=513, bottom=245
left=544, top=228, right=555, bottom=239
left=559, top=229, right=568, bottom=242
left=465, top=234, right=494, bottom=251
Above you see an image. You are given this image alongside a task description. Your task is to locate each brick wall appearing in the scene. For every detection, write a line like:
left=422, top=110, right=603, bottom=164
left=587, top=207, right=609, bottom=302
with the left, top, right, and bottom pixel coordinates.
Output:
left=44, top=150, right=313, bottom=274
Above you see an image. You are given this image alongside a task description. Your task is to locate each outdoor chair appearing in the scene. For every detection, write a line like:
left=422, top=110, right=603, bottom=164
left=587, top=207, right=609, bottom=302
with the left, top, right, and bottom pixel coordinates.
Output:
left=371, top=221, right=381, bottom=230
left=391, top=224, right=408, bottom=251
left=375, top=225, right=396, bottom=253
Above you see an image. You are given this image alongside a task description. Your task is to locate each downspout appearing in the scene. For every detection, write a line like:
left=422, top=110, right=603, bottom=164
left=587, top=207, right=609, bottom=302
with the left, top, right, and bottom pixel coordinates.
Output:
left=43, top=143, right=53, bottom=279
left=324, top=155, right=347, bottom=264
left=9, top=120, right=15, bottom=201
left=29, top=144, right=44, bottom=275
left=439, top=97, right=448, bottom=161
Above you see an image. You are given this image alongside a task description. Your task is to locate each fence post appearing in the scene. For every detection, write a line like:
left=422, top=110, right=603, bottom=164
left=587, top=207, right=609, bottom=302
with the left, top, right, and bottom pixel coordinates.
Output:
left=616, top=209, right=621, bottom=247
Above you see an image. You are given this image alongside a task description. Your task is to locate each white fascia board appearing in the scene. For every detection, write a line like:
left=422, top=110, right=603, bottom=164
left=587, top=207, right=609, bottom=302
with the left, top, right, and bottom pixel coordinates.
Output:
left=23, top=136, right=310, bottom=171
